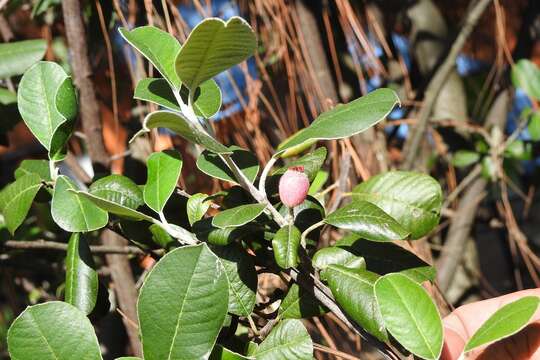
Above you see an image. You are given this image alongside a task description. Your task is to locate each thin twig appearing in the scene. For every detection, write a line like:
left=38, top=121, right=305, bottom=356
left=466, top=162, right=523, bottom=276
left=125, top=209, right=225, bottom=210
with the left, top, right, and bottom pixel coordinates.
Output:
left=3, top=240, right=147, bottom=254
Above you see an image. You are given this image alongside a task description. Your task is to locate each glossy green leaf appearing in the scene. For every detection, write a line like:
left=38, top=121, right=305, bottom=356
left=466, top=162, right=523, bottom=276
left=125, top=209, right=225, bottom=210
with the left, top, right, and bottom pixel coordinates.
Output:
left=452, top=150, right=480, bottom=168
left=273, top=147, right=327, bottom=182
left=197, top=146, right=259, bottom=184
left=464, top=296, right=540, bottom=353
left=375, top=273, right=443, bottom=360
left=212, top=203, right=266, bottom=229
left=51, top=175, right=108, bottom=232
left=133, top=110, right=232, bottom=154
left=277, top=89, right=399, bottom=154
left=0, top=173, right=42, bottom=234
left=325, top=200, right=409, bottom=242
left=14, top=159, right=51, bottom=181
left=211, top=244, right=257, bottom=317
left=0, top=87, right=17, bottom=105
left=352, top=171, right=442, bottom=239
left=135, top=77, right=222, bottom=118
left=528, top=111, right=540, bottom=141
left=312, top=246, right=365, bottom=272
left=336, top=234, right=436, bottom=283
left=324, top=265, right=387, bottom=341
left=144, top=150, right=182, bottom=213
left=0, top=39, right=47, bottom=78
left=175, top=17, right=257, bottom=90
left=18, top=61, right=77, bottom=160
left=65, top=233, right=98, bottom=315
left=90, top=175, right=143, bottom=209
left=272, top=225, right=301, bottom=269
left=210, top=345, right=250, bottom=360
left=7, top=301, right=102, bottom=360
left=138, top=243, right=228, bottom=360
left=255, top=319, right=312, bottom=360
left=187, top=193, right=212, bottom=225
left=72, top=191, right=154, bottom=222
left=511, top=59, right=540, bottom=101
left=308, top=170, right=329, bottom=195
left=119, top=26, right=181, bottom=89
left=278, top=283, right=326, bottom=319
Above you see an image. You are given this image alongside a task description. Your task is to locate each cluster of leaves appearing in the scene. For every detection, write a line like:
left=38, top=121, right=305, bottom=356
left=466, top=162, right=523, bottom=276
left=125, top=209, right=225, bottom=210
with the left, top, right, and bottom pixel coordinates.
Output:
left=2, top=16, right=540, bottom=360
left=452, top=59, right=540, bottom=181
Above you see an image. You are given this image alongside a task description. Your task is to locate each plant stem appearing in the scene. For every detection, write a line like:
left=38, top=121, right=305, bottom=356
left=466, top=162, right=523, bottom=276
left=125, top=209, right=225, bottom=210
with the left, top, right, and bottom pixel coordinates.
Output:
left=258, top=156, right=277, bottom=198
left=300, top=220, right=324, bottom=248
left=3, top=239, right=148, bottom=254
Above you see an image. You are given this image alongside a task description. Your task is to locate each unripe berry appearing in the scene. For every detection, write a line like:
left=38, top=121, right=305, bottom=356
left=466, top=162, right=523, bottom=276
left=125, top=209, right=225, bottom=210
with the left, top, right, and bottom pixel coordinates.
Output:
left=279, top=166, right=309, bottom=207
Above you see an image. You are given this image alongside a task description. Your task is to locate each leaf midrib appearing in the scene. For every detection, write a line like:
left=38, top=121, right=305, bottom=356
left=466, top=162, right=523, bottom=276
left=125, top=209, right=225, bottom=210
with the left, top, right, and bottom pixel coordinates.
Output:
left=27, top=310, right=60, bottom=360
left=2, top=182, right=41, bottom=213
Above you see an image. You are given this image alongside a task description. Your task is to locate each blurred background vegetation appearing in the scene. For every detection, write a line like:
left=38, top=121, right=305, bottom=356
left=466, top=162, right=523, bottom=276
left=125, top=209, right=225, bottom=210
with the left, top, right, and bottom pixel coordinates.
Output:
left=1, top=0, right=540, bottom=358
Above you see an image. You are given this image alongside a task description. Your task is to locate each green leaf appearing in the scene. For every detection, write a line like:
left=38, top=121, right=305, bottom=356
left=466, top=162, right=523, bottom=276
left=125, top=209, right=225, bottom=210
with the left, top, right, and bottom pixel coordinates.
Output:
left=0, top=87, right=17, bottom=105
left=17, top=61, right=77, bottom=160
left=0, top=174, right=42, bottom=234
left=211, top=244, right=257, bottom=317
left=65, top=233, right=98, bottom=315
left=528, top=111, right=540, bottom=141
left=308, top=170, right=329, bottom=195
left=7, top=301, right=102, bottom=360
left=452, top=150, right=480, bottom=168
left=325, top=200, right=409, bottom=242
left=192, top=218, right=247, bottom=245
left=323, top=265, right=387, bottom=341
left=312, top=246, right=365, bottom=272
left=175, top=17, right=257, bottom=90
left=505, top=140, right=531, bottom=160
left=90, top=175, right=143, bottom=209
left=352, top=171, right=442, bottom=239
left=254, top=319, right=313, bottom=360
left=464, top=296, right=540, bottom=353
left=187, top=193, right=212, bottom=225
left=336, top=234, right=436, bottom=283
left=210, top=345, right=250, bottom=360
left=212, top=203, right=266, bottom=229
left=115, top=358, right=143, bottom=360
left=134, top=110, right=232, bottom=154
left=272, top=225, right=301, bottom=269
left=51, top=175, right=108, bottom=232
left=273, top=147, right=327, bottom=182
left=72, top=191, right=154, bottom=222
left=197, top=146, right=259, bottom=184
left=0, top=39, right=47, bottom=78
left=14, top=159, right=51, bottom=181
left=144, top=150, right=183, bottom=213
left=481, top=156, right=496, bottom=181
left=374, top=273, right=443, bottom=360
left=277, top=89, right=399, bottom=154
left=135, top=77, right=222, bottom=118
left=138, top=243, right=229, bottom=360
left=119, top=26, right=182, bottom=89
left=511, top=59, right=540, bottom=101
left=278, top=283, right=326, bottom=319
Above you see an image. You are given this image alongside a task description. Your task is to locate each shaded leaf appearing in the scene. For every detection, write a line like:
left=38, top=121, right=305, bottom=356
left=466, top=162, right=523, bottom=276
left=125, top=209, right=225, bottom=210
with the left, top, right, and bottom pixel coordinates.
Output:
left=273, top=147, right=327, bottom=182
left=324, top=265, right=387, bottom=341
left=325, top=200, right=409, bottom=242
left=14, top=159, right=51, bottom=181
left=277, top=89, right=399, bottom=154
left=51, top=175, right=108, bottom=232
left=210, top=345, right=250, bottom=360
left=375, top=273, right=443, bottom=360
left=212, top=203, right=266, bottom=229
left=312, top=246, right=365, bottom=272
left=65, top=233, right=98, bottom=315
left=464, top=296, right=540, bottom=353
left=138, top=243, right=228, bottom=360
left=278, top=283, right=326, bottom=319
left=0, top=173, right=42, bottom=234
left=211, top=244, right=257, bottom=317
left=336, top=234, right=436, bottom=283
left=72, top=191, right=154, bottom=222
left=254, top=319, right=313, bottom=360
left=0, top=39, right=47, bottom=78
left=119, top=26, right=181, bottom=89
left=175, top=17, right=256, bottom=90
left=144, top=150, right=183, bottom=213
left=452, top=150, right=480, bottom=168
left=180, top=79, right=222, bottom=118
left=0, top=88, right=17, bottom=105
left=133, top=110, right=231, bottom=154
left=7, top=301, right=102, bottom=360
left=197, top=146, right=259, bottom=184
left=192, top=217, right=247, bottom=246
left=511, top=59, right=540, bottom=101
left=272, top=225, right=301, bottom=269
left=528, top=111, right=540, bottom=141
left=352, top=171, right=442, bottom=239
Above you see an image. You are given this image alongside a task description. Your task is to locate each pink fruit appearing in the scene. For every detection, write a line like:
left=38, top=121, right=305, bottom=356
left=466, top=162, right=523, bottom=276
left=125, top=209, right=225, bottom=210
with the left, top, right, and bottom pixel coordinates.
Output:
left=279, top=166, right=309, bottom=207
